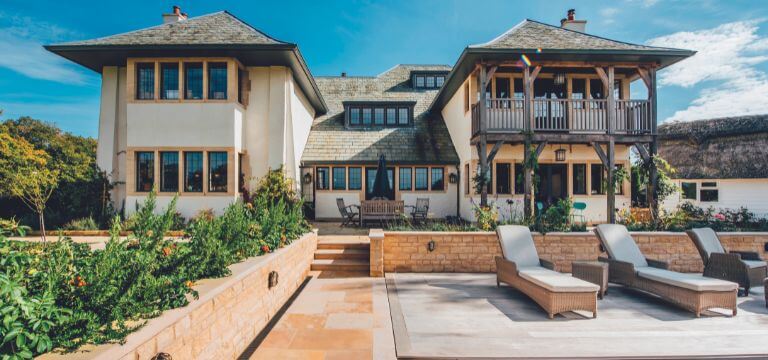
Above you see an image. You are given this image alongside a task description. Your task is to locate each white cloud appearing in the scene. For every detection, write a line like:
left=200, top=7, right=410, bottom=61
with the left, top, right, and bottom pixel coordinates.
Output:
left=600, top=8, right=620, bottom=24
left=0, top=13, right=88, bottom=83
left=625, top=0, right=659, bottom=8
left=647, top=20, right=768, bottom=122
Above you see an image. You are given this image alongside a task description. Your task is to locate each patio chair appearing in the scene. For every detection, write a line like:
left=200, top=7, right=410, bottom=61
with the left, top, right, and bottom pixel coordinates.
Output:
left=407, top=198, right=429, bottom=224
left=495, top=225, right=599, bottom=319
left=336, top=198, right=359, bottom=227
left=594, top=224, right=738, bottom=317
left=686, top=227, right=767, bottom=296
left=571, top=202, right=587, bottom=224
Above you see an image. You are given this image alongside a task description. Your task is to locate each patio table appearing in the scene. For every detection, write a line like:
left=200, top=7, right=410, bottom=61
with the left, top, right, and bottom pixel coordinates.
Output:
left=572, top=261, right=609, bottom=299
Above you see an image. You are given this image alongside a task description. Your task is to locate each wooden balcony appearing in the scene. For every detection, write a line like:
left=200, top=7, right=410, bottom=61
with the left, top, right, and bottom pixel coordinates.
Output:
left=471, top=98, right=654, bottom=143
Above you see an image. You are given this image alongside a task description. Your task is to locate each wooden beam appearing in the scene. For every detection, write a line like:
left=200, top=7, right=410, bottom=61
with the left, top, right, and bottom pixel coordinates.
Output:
left=534, top=141, right=547, bottom=158
left=486, top=65, right=498, bottom=84
left=496, top=61, right=657, bottom=68
left=529, top=65, right=542, bottom=84
left=607, top=139, right=616, bottom=224
left=487, top=140, right=505, bottom=163
left=607, top=66, right=615, bottom=134
left=478, top=65, right=489, bottom=206
left=637, top=68, right=652, bottom=90
left=634, top=142, right=651, bottom=164
left=523, top=139, right=533, bottom=219
left=594, top=67, right=609, bottom=89
left=523, top=66, right=532, bottom=131
left=591, top=142, right=609, bottom=167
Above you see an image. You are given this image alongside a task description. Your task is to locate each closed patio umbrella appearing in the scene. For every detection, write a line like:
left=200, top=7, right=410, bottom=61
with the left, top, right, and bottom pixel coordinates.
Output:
left=371, top=154, right=392, bottom=200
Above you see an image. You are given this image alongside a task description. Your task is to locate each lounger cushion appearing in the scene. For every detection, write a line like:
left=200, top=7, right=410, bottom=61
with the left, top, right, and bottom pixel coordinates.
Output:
left=743, top=260, right=768, bottom=269
left=594, top=224, right=648, bottom=268
left=518, top=266, right=600, bottom=293
left=636, top=267, right=737, bottom=292
left=496, top=225, right=540, bottom=267
left=688, top=228, right=725, bottom=258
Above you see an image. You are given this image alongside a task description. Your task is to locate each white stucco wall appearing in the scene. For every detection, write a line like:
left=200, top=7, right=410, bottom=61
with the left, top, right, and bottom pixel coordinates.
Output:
left=288, top=73, right=316, bottom=188
left=663, top=178, right=768, bottom=218
left=126, top=103, right=243, bottom=148
left=125, top=195, right=238, bottom=219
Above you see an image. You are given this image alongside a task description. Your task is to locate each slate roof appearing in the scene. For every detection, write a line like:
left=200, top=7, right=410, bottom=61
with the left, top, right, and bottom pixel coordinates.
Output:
left=658, top=115, right=768, bottom=179
left=470, top=20, right=679, bottom=52
left=55, top=11, right=286, bottom=46
left=301, top=65, right=459, bottom=165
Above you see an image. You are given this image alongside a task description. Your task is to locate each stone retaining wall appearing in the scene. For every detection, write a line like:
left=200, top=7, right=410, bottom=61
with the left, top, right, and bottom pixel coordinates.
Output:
left=43, top=231, right=318, bottom=360
left=371, top=230, right=768, bottom=274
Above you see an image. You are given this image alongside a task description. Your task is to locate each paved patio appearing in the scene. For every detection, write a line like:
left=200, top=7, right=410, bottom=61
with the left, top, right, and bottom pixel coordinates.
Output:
left=388, top=273, right=768, bottom=359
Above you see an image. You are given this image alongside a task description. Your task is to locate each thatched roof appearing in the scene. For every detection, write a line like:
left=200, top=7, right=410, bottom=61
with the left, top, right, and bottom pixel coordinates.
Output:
left=658, top=115, right=768, bottom=179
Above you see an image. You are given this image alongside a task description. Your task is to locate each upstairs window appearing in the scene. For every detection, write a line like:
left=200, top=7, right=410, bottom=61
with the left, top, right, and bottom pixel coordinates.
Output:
left=412, top=72, right=448, bottom=89
left=208, top=62, right=228, bottom=100
left=160, top=63, right=179, bottom=100
left=136, top=63, right=155, bottom=100
left=344, top=102, right=415, bottom=128
left=184, top=62, right=203, bottom=100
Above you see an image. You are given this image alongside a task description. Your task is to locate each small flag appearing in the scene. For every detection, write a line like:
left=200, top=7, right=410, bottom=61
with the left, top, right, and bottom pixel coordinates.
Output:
left=520, top=54, right=532, bottom=67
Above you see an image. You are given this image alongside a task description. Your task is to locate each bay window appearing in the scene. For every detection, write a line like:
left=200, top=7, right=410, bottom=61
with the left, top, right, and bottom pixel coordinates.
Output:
left=136, top=63, right=155, bottom=100
left=208, top=152, right=228, bottom=192
left=136, top=151, right=154, bottom=192
left=184, top=151, right=203, bottom=192
left=160, top=151, right=179, bottom=192
left=184, top=62, right=203, bottom=100
left=208, top=62, right=228, bottom=100
left=160, top=63, right=179, bottom=99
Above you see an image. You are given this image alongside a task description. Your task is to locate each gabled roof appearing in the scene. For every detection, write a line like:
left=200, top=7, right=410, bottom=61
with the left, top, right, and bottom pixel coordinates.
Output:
left=45, top=11, right=327, bottom=114
left=470, top=20, right=676, bottom=51
left=54, top=11, right=285, bottom=46
left=659, top=115, right=768, bottom=179
left=301, top=65, right=459, bottom=165
left=429, top=20, right=695, bottom=113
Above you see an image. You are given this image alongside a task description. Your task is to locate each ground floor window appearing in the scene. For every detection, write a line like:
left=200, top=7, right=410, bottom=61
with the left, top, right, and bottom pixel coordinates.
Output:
left=496, top=163, right=511, bottom=194
left=316, top=167, right=329, bottom=190
left=431, top=168, right=444, bottom=191
left=415, top=167, right=429, bottom=191
left=572, top=163, right=587, bottom=195
left=348, top=167, right=362, bottom=190
left=700, top=182, right=719, bottom=202
left=160, top=151, right=179, bottom=192
left=136, top=152, right=154, bottom=192
left=591, top=164, right=605, bottom=195
left=184, top=151, right=203, bottom=192
left=208, top=152, right=228, bottom=192
left=681, top=182, right=697, bottom=200
left=332, top=167, right=346, bottom=190
left=514, top=163, right=524, bottom=194
left=399, top=167, right=412, bottom=190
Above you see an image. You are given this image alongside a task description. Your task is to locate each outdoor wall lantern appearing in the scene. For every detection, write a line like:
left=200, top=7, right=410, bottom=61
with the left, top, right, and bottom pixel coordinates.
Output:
left=303, top=172, right=312, bottom=184
left=449, top=172, right=459, bottom=184
left=428, top=240, right=436, bottom=252
left=268, top=270, right=279, bottom=289
left=555, top=147, right=566, bottom=162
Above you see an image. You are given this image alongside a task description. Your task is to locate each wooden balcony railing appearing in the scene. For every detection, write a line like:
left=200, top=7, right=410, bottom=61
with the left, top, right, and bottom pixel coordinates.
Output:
left=471, top=98, right=652, bottom=137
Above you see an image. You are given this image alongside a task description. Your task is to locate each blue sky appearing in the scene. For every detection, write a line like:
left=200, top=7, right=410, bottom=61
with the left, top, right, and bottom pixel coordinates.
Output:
left=1, top=0, right=767, bottom=138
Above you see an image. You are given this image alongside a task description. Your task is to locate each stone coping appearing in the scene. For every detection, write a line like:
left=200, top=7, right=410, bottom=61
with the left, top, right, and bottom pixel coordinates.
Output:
left=40, top=230, right=317, bottom=360
left=378, top=229, right=768, bottom=236
left=26, top=230, right=187, bottom=237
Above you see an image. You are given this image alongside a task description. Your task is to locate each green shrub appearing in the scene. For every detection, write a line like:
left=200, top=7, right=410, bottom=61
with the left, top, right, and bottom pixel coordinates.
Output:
left=537, top=198, right=573, bottom=233
left=0, top=217, right=31, bottom=236
left=61, top=216, right=98, bottom=231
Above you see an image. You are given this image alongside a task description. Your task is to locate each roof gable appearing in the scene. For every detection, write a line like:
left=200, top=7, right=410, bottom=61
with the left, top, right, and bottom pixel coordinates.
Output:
left=55, top=11, right=286, bottom=47
left=471, top=20, right=677, bottom=51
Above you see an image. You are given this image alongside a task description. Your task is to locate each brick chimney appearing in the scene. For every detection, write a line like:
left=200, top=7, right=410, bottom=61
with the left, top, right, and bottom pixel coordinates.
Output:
left=560, top=9, right=586, bottom=33
left=163, top=6, right=188, bottom=24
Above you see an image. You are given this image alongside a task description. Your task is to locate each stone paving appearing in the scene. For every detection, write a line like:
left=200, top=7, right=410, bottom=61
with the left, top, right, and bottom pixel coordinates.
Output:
left=248, top=271, right=396, bottom=360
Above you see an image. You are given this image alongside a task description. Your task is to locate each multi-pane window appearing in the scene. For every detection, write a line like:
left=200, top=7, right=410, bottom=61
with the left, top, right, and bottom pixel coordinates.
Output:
left=681, top=182, right=697, bottom=200
left=208, top=152, right=228, bottom=192
left=572, top=164, right=587, bottom=195
left=415, top=168, right=429, bottom=191
left=700, top=182, right=718, bottom=202
left=465, top=163, right=470, bottom=195
left=345, top=103, right=413, bottom=127
left=348, top=167, right=362, bottom=190
left=496, top=163, right=511, bottom=194
left=431, top=168, right=444, bottom=191
left=399, top=167, right=412, bottom=190
left=160, top=151, right=179, bottom=192
left=514, top=163, right=524, bottom=194
left=426, top=76, right=435, bottom=88
left=184, top=151, right=203, bottom=192
left=332, top=167, right=346, bottom=190
left=184, top=62, right=203, bottom=100
left=316, top=167, right=329, bottom=190
left=591, top=164, right=605, bottom=195
left=160, top=63, right=179, bottom=100
left=135, top=152, right=154, bottom=192
left=415, top=76, right=425, bottom=88
left=208, top=62, right=228, bottom=100
left=136, top=63, right=155, bottom=100
left=436, top=76, right=445, bottom=87
left=412, top=72, right=447, bottom=89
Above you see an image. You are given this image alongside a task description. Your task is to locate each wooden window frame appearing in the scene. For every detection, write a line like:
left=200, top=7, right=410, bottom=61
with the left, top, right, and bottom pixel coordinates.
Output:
left=348, top=167, right=362, bottom=190
left=332, top=167, right=347, bottom=190
left=316, top=167, right=330, bottom=191
left=159, top=151, right=180, bottom=193
left=343, top=101, right=416, bottom=128
left=399, top=167, right=413, bottom=191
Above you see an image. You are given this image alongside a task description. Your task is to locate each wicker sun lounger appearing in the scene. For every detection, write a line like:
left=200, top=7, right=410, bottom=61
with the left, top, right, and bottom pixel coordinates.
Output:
left=687, top=227, right=767, bottom=296
left=594, top=224, right=738, bottom=317
left=495, top=225, right=599, bottom=319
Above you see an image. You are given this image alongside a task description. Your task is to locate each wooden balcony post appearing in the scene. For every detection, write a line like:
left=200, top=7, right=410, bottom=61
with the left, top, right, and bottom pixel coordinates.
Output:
left=606, top=66, right=615, bottom=134
left=478, top=65, right=489, bottom=207
left=523, top=65, right=533, bottom=219
left=648, top=67, right=659, bottom=221
left=607, top=138, right=616, bottom=224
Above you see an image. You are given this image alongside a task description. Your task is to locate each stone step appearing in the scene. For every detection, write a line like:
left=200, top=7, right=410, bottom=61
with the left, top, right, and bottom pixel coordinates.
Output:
left=316, top=242, right=370, bottom=251
left=310, top=259, right=370, bottom=272
left=314, top=249, right=369, bottom=260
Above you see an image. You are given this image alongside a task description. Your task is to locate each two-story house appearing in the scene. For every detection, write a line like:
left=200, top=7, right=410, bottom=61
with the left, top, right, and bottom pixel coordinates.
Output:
left=46, top=8, right=327, bottom=217
left=48, top=8, right=693, bottom=223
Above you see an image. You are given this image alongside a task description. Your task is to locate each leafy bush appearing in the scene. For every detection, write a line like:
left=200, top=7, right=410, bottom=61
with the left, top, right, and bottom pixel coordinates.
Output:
left=537, top=198, right=573, bottom=233
left=61, top=217, right=98, bottom=231
left=0, top=217, right=31, bottom=237
left=473, top=205, right=498, bottom=231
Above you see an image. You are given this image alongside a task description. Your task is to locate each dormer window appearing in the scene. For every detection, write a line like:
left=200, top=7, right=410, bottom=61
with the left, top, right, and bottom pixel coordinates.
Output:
left=344, top=101, right=415, bottom=128
left=411, top=71, right=448, bottom=89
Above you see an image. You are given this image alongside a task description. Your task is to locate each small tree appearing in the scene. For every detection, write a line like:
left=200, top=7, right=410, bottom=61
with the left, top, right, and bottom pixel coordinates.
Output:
left=0, top=132, right=59, bottom=241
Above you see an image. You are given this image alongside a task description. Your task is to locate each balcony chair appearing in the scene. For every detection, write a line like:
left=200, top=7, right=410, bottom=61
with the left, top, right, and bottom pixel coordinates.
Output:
left=686, top=227, right=767, bottom=296
left=495, top=225, right=599, bottom=319
left=336, top=198, right=359, bottom=227
left=594, top=224, right=738, bottom=317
